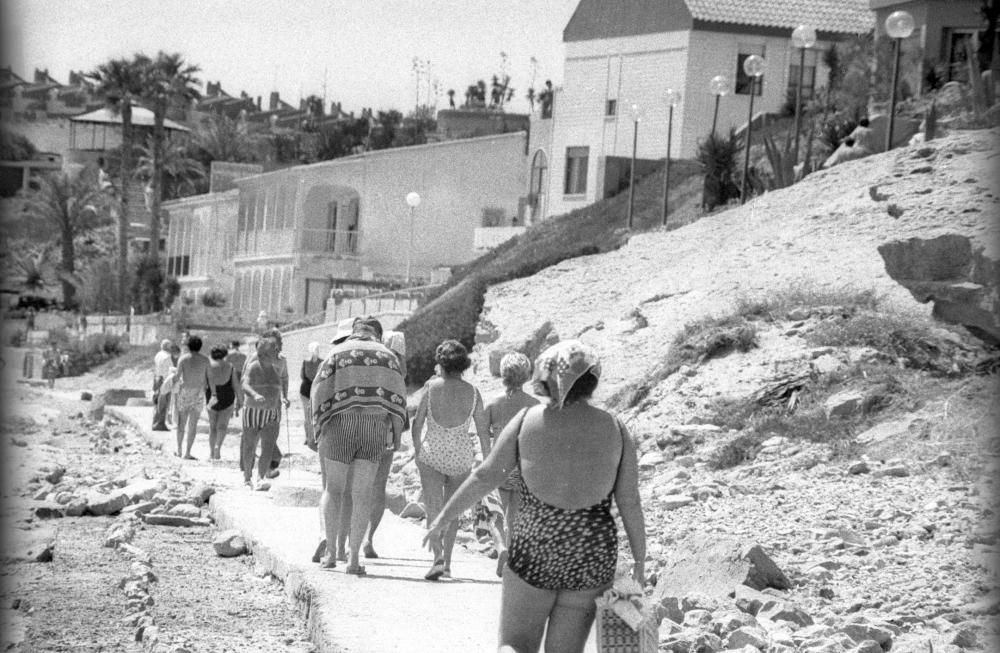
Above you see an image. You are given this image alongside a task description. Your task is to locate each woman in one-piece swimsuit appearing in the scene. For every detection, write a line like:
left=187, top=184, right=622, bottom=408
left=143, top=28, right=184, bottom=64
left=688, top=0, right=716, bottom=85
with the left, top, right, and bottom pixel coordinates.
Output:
left=206, top=344, right=242, bottom=460
left=411, top=340, right=490, bottom=581
left=421, top=341, right=647, bottom=653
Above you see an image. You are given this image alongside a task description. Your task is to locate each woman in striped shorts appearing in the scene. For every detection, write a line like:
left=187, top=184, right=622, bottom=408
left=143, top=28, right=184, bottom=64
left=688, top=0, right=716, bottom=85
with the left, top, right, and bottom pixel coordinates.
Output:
left=240, top=336, right=282, bottom=490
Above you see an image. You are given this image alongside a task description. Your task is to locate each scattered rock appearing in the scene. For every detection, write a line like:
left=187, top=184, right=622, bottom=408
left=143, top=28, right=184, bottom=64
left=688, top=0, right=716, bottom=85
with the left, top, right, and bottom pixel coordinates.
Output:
left=212, top=529, right=248, bottom=557
left=85, top=490, right=129, bottom=516
left=121, top=479, right=163, bottom=503
left=103, top=520, right=137, bottom=548
left=726, top=626, right=769, bottom=650
left=847, top=461, right=870, bottom=475
left=758, top=600, right=813, bottom=626
left=185, top=482, right=215, bottom=507
left=80, top=391, right=93, bottom=401
left=824, top=391, right=864, bottom=419
left=121, top=501, right=158, bottom=516
left=168, top=503, right=202, bottom=519
left=33, top=503, right=65, bottom=519
left=654, top=536, right=790, bottom=603
left=660, top=495, right=695, bottom=510
left=44, top=465, right=66, bottom=484
left=143, top=514, right=206, bottom=527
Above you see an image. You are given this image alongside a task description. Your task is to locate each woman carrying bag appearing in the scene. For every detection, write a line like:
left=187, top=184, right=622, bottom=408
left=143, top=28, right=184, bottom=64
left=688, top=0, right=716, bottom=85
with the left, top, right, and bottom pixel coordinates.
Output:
left=424, top=340, right=646, bottom=653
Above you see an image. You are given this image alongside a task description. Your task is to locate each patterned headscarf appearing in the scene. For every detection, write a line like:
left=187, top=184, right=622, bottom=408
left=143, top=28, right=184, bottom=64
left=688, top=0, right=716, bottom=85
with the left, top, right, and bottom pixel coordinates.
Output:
left=500, top=352, right=532, bottom=387
left=531, top=340, right=601, bottom=409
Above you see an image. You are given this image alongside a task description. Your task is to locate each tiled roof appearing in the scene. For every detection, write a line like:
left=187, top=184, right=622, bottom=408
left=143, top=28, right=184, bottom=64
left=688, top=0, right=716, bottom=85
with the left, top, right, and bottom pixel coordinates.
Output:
left=684, top=0, right=874, bottom=34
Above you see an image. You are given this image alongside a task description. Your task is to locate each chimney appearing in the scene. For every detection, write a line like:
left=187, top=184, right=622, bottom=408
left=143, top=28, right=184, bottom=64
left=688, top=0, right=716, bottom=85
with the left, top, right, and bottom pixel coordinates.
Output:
left=269, top=91, right=279, bottom=111
left=299, top=98, right=307, bottom=111
left=207, top=81, right=220, bottom=96
left=68, top=70, right=81, bottom=86
left=34, top=68, right=49, bottom=83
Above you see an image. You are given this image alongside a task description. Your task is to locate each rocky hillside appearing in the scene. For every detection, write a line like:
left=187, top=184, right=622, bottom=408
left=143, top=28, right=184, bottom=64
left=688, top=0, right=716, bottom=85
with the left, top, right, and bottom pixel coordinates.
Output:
left=467, top=128, right=999, bottom=652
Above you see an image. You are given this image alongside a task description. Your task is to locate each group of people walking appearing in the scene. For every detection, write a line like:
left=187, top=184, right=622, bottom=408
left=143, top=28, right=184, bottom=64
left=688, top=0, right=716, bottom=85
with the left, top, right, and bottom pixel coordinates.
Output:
left=151, top=330, right=288, bottom=489
left=151, top=317, right=646, bottom=653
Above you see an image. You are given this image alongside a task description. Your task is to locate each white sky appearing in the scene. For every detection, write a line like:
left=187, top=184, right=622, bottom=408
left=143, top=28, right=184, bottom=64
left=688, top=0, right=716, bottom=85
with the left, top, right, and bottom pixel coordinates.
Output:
left=1, top=0, right=579, bottom=115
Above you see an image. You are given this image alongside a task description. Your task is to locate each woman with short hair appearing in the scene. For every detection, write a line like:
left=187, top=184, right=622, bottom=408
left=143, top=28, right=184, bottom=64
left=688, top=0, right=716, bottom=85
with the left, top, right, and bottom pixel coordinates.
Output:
left=412, top=339, right=490, bottom=581
left=424, top=340, right=646, bottom=653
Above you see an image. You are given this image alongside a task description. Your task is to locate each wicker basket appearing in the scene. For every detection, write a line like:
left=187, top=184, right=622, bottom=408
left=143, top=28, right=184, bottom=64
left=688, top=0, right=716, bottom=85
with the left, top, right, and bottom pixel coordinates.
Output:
left=595, top=605, right=658, bottom=653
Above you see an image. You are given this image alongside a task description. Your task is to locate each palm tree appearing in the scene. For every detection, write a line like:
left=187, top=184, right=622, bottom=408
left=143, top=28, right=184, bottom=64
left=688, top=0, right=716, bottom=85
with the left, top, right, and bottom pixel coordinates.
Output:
left=135, top=138, right=206, bottom=200
left=18, top=168, right=109, bottom=307
left=142, top=52, right=201, bottom=262
left=86, top=54, right=150, bottom=310
left=193, top=113, right=261, bottom=164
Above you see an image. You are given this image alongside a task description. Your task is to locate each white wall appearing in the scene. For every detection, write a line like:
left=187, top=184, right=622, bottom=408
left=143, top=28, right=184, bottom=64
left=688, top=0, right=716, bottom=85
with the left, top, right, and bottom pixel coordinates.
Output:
left=546, top=31, right=691, bottom=219
left=680, top=30, right=834, bottom=156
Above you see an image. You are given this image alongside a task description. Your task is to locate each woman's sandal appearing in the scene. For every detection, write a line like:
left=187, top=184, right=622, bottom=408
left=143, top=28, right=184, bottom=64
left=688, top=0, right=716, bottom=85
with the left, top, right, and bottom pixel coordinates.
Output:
left=311, top=539, right=327, bottom=564
left=345, top=565, right=367, bottom=576
left=318, top=555, right=337, bottom=569
left=424, top=560, right=447, bottom=581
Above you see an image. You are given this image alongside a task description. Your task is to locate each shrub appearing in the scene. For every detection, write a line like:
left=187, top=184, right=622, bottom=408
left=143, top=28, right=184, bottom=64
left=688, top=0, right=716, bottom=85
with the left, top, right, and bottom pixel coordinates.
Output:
left=162, top=276, right=180, bottom=308
left=60, top=333, right=126, bottom=376
left=200, top=290, right=227, bottom=308
left=697, top=129, right=741, bottom=211
left=733, top=285, right=881, bottom=321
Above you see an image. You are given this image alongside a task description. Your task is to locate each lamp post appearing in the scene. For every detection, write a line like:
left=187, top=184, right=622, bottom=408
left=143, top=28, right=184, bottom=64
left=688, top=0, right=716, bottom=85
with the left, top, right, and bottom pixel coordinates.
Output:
left=661, top=88, right=681, bottom=226
left=709, top=75, right=729, bottom=136
left=740, top=54, right=765, bottom=204
left=626, top=102, right=641, bottom=230
left=791, top=24, right=816, bottom=163
left=884, top=10, right=915, bottom=152
left=405, top=191, right=420, bottom=284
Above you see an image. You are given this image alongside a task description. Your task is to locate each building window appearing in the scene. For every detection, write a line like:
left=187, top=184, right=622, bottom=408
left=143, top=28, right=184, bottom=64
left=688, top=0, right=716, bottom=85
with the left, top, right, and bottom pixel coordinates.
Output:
left=564, top=147, right=589, bottom=195
left=735, top=45, right=765, bottom=95
left=529, top=150, right=548, bottom=219
left=166, top=255, right=190, bottom=277
left=605, top=99, right=617, bottom=117
left=788, top=49, right=818, bottom=102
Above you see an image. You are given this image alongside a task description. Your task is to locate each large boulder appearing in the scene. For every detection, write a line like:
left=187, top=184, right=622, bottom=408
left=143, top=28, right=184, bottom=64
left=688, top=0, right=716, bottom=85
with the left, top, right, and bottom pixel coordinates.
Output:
left=878, top=233, right=1000, bottom=344
left=486, top=321, right=559, bottom=376
left=654, top=536, right=791, bottom=603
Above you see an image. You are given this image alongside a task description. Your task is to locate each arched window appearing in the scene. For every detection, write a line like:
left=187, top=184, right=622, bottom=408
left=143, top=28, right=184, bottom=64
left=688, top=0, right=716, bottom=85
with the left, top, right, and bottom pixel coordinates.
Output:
left=529, top=150, right=548, bottom=221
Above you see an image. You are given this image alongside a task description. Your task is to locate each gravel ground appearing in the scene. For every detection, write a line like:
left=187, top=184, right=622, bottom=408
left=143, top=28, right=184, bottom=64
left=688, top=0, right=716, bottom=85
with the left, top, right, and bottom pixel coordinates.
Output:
left=1, top=380, right=316, bottom=653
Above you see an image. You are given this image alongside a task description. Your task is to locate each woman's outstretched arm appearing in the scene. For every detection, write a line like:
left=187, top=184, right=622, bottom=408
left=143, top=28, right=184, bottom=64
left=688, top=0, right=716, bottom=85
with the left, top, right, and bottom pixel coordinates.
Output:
left=613, top=418, right=647, bottom=583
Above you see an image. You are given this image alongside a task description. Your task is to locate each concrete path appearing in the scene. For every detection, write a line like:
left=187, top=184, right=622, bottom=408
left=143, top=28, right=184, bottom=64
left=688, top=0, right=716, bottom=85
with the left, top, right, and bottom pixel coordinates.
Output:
left=106, top=405, right=524, bottom=653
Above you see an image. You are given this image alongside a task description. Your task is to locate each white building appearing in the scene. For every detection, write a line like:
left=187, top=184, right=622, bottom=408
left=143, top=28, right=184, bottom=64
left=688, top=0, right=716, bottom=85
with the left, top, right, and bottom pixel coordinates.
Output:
left=530, top=0, right=874, bottom=220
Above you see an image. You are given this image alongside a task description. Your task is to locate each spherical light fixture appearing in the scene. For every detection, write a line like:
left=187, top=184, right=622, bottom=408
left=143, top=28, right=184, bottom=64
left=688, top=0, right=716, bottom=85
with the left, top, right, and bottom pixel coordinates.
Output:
left=709, top=75, right=729, bottom=96
left=885, top=10, right=915, bottom=39
left=791, top=24, right=817, bottom=49
left=665, top=88, right=681, bottom=107
left=742, top=54, right=765, bottom=78
left=405, top=191, right=421, bottom=208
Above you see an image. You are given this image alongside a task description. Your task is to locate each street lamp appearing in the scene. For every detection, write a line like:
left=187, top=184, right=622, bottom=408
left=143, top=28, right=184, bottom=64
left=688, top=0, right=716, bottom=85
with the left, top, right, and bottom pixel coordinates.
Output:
left=626, top=102, right=641, bottom=230
left=740, top=54, right=765, bottom=204
left=405, top=191, right=420, bottom=284
left=709, top=75, right=729, bottom=135
left=661, top=88, right=681, bottom=226
left=791, top=24, right=817, bottom=163
left=884, top=10, right=915, bottom=152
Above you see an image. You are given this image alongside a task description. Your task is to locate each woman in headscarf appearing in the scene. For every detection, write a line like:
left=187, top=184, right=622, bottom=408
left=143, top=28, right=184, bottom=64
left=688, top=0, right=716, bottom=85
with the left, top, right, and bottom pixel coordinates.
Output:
left=411, top=339, right=490, bottom=581
left=311, top=317, right=406, bottom=575
left=483, top=351, right=539, bottom=576
left=423, top=340, right=645, bottom=653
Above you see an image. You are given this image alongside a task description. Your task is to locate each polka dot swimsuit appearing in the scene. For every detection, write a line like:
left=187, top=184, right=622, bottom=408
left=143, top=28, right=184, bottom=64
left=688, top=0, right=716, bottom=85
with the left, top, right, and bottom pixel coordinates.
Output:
left=507, top=430, right=621, bottom=591
left=417, top=386, right=477, bottom=477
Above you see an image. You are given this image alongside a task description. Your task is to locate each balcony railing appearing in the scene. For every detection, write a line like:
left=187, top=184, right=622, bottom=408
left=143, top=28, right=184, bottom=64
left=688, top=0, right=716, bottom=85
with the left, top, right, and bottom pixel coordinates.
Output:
left=300, top=228, right=359, bottom=256
left=234, top=228, right=360, bottom=257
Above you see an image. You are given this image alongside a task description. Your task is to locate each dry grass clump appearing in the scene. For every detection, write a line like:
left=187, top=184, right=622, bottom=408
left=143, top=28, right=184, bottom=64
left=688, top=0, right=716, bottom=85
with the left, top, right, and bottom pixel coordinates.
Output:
left=732, top=284, right=882, bottom=321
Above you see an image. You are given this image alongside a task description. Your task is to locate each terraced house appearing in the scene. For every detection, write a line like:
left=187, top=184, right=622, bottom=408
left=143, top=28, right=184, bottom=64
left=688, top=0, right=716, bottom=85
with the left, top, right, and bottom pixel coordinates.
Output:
left=163, top=132, right=526, bottom=320
left=528, top=0, right=875, bottom=220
